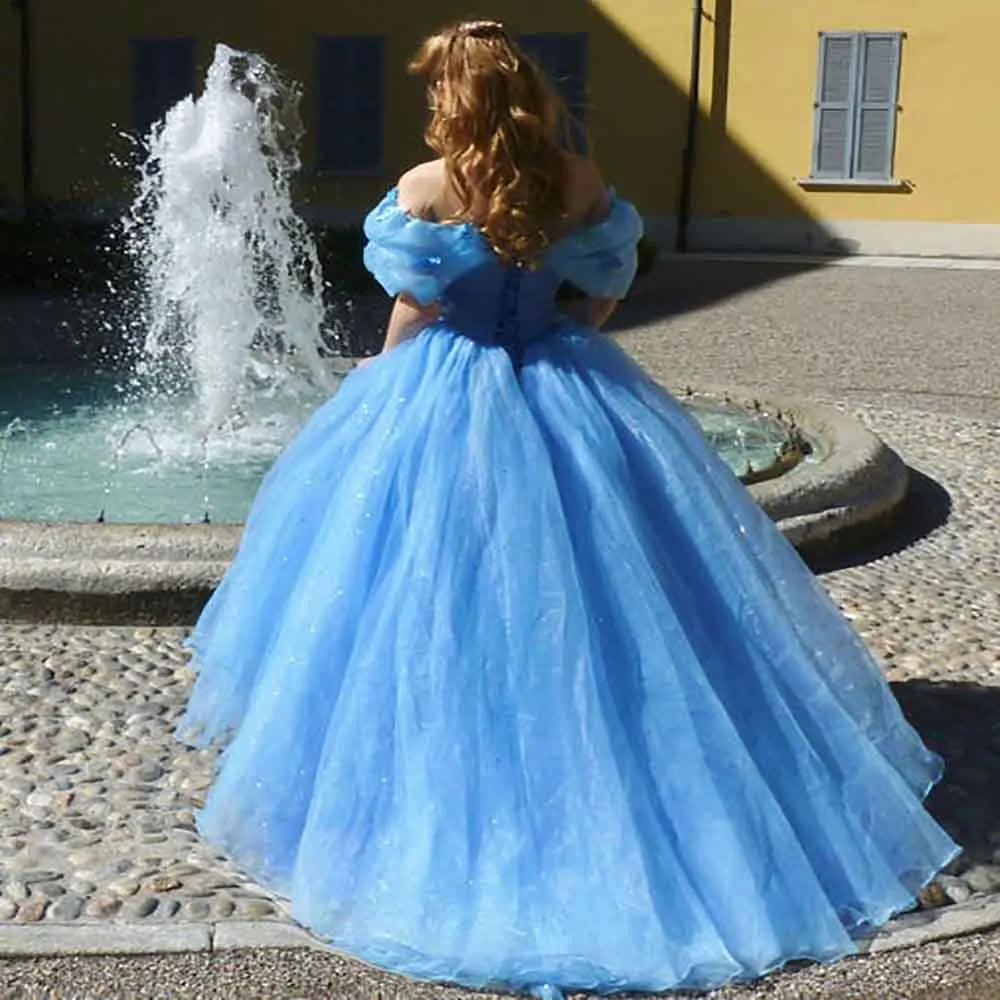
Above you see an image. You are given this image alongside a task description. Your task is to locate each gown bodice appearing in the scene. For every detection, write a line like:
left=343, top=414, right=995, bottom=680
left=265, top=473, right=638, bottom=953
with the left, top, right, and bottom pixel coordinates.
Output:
left=363, top=187, right=644, bottom=354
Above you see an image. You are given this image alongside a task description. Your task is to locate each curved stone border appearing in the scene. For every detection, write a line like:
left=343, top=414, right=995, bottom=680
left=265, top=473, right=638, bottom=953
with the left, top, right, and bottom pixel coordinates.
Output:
left=0, top=522, right=240, bottom=624
left=0, top=393, right=907, bottom=624
left=736, top=392, right=909, bottom=551
left=859, top=892, right=1000, bottom=955
left=0, top=891, right=998, bottom=960
left=0, top=920, right=322, bottom=958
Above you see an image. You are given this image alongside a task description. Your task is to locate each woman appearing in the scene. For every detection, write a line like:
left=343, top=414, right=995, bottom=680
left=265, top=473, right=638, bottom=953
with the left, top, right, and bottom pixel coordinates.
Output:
left=178, top=20, right=959, bottom=999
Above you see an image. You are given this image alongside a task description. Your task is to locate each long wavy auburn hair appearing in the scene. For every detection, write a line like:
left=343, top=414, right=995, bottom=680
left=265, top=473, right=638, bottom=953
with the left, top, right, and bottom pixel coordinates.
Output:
left=409, top=20, right=574, bottom=264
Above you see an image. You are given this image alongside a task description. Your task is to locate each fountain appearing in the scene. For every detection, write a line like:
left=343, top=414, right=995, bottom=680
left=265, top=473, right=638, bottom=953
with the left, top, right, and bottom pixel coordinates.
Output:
left=0, top=43, right=909, bottom=621
left=1, top=44, right=345, bottom=523
left=124, top=44, right=338, bottom=426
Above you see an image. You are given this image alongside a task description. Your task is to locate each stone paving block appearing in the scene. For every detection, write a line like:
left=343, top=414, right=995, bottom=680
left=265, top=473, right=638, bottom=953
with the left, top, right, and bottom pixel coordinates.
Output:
left=212, top=920, right=325, bottom=952
left=863, top=893, right=1000, bottom=954
left=0, top=921, right=212, bottom=956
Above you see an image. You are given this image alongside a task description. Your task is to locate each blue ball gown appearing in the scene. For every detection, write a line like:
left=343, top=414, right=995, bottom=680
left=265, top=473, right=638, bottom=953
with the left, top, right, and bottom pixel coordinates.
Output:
left=178, top=187, right=959, bottom=998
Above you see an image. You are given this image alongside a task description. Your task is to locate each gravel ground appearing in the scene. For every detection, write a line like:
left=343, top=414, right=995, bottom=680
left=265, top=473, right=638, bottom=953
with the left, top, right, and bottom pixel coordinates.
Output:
left=3, top=928, right=1000, bottom=1000
left=1, top=259, right=998, bottom=997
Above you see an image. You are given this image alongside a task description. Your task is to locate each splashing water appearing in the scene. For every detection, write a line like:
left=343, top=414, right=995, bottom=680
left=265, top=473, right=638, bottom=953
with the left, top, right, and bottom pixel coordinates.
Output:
left=123, top=43, right=338, bottom=431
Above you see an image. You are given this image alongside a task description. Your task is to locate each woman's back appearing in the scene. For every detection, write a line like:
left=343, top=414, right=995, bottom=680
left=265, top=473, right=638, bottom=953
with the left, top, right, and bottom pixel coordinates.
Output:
left=362, top=178, right=641, bottom=358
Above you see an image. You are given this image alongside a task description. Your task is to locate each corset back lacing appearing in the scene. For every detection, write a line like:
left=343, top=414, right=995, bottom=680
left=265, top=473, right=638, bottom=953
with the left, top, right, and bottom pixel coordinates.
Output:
left=495, top=264, right=525, bottom=372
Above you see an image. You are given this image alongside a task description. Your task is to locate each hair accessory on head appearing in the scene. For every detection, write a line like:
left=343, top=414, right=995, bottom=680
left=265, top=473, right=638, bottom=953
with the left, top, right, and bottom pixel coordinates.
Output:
left=457, top=19, right=506, bottom=39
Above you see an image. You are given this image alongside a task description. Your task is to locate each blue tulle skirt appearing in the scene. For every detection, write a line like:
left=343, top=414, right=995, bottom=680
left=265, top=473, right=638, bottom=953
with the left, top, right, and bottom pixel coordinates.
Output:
left=178, top=324, right=958, bottom=998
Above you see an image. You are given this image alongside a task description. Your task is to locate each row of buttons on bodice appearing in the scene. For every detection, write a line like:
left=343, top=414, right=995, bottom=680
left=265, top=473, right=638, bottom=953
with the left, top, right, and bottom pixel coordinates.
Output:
left=495, top=265, right=525, bottom=371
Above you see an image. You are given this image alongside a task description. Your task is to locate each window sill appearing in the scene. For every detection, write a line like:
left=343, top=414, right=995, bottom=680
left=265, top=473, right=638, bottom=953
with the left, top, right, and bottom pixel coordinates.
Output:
left=796, top=177, right=912, bottom=192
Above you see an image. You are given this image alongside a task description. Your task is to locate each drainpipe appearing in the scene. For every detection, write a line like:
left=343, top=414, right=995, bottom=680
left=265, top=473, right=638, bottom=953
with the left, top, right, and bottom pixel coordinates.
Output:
left=676, top=0, right=703, bottom=252
left=11, top=0, right=33, bottom=217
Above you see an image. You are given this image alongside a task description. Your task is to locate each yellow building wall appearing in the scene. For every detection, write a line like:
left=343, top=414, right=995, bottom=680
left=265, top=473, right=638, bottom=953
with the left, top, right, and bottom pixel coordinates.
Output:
left=28, top=1, right=695, bottom=221
left=30, top=2, right=298, bottom=212
left=695, top=0, right=1000, bottom=225
left=278, top=0, right=692, bottom=221
left=0, top=6, right=22, bottom=215
left=26, top=0, right=997, bottom=246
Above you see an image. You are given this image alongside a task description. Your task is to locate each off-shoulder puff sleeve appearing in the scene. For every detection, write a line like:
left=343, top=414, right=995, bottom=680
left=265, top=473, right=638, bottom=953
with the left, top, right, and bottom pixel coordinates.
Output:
left=548, top=193, right=644, bottom=300
left=362, top=188, right=482, bottom=306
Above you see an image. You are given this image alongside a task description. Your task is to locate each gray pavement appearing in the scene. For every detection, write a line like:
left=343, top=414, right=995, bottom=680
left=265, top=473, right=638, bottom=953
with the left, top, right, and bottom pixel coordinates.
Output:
left=616, top=257, right=1000, bottom=419
left=1, top=258, right=999, bottom=997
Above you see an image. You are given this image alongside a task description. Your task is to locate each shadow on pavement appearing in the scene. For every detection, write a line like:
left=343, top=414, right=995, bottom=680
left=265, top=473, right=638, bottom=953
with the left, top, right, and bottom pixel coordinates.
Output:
left=610, top=257, right=822, bottom=333
left=893, top=678, right=1000, bottom=866
left=807, top=468, right=953, bottom=576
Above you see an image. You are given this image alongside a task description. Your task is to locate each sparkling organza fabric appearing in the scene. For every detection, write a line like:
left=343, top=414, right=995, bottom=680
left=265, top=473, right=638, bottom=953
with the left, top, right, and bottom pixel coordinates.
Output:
left=178, top=188, right=958, bottom=998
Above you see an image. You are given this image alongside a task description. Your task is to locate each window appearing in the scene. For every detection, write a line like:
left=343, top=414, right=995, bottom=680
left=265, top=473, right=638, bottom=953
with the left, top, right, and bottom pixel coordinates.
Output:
left=132, top=38, right=197, bottom=136
left=811, top=32, right=903, bottom=182
left=517, top=33, right=588, bottom=151
left=316, top=36, right=385, bottom=174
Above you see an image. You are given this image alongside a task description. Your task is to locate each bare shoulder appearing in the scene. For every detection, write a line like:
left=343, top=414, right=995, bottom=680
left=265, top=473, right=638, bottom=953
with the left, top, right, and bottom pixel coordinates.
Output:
left=562, top=152, right=611, bottom=225
left=397, top=160, right=446, bottom=220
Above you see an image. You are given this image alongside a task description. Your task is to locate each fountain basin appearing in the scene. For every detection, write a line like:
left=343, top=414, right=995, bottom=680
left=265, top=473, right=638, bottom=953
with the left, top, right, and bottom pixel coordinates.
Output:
left=0, top=391, right=907, bottom=624
left=0, top=367, right=795, bottom=524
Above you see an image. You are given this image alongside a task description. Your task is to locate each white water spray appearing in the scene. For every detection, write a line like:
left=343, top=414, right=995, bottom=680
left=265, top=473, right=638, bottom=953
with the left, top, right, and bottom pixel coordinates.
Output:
left=124, top=43, right=337, bottom=430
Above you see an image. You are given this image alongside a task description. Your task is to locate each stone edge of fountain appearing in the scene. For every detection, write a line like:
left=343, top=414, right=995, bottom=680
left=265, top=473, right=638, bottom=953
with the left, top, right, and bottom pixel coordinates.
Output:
left=738, top=393, right=909, bottom=549
left=0, top=393, right=906, bottom=625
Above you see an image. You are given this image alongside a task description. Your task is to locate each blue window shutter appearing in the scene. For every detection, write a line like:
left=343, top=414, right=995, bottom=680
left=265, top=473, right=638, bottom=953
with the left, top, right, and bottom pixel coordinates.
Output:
left=853, top=33, right=902, bottom=179
left=812, top=33, right=859, bottom=179
left=316, top=36, right=384, bottom=173
left=132, top=38, right=196, bottom=136
left=517, top=33, right=588, bottom=152
left=518, top=33, right=588, bottom=118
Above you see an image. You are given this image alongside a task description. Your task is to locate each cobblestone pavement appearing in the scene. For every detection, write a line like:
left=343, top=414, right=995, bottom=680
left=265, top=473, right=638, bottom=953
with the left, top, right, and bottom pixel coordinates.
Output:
left=1, top=261, right=998, bottom=996
left=0, top=625, right=277, bottom=925
left=814, top=407, right=1000, bottom=889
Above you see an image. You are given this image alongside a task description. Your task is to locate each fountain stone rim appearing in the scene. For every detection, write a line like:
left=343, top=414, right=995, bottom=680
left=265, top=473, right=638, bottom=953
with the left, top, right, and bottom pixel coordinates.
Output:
left=0, top=390, right=907, bottom=624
